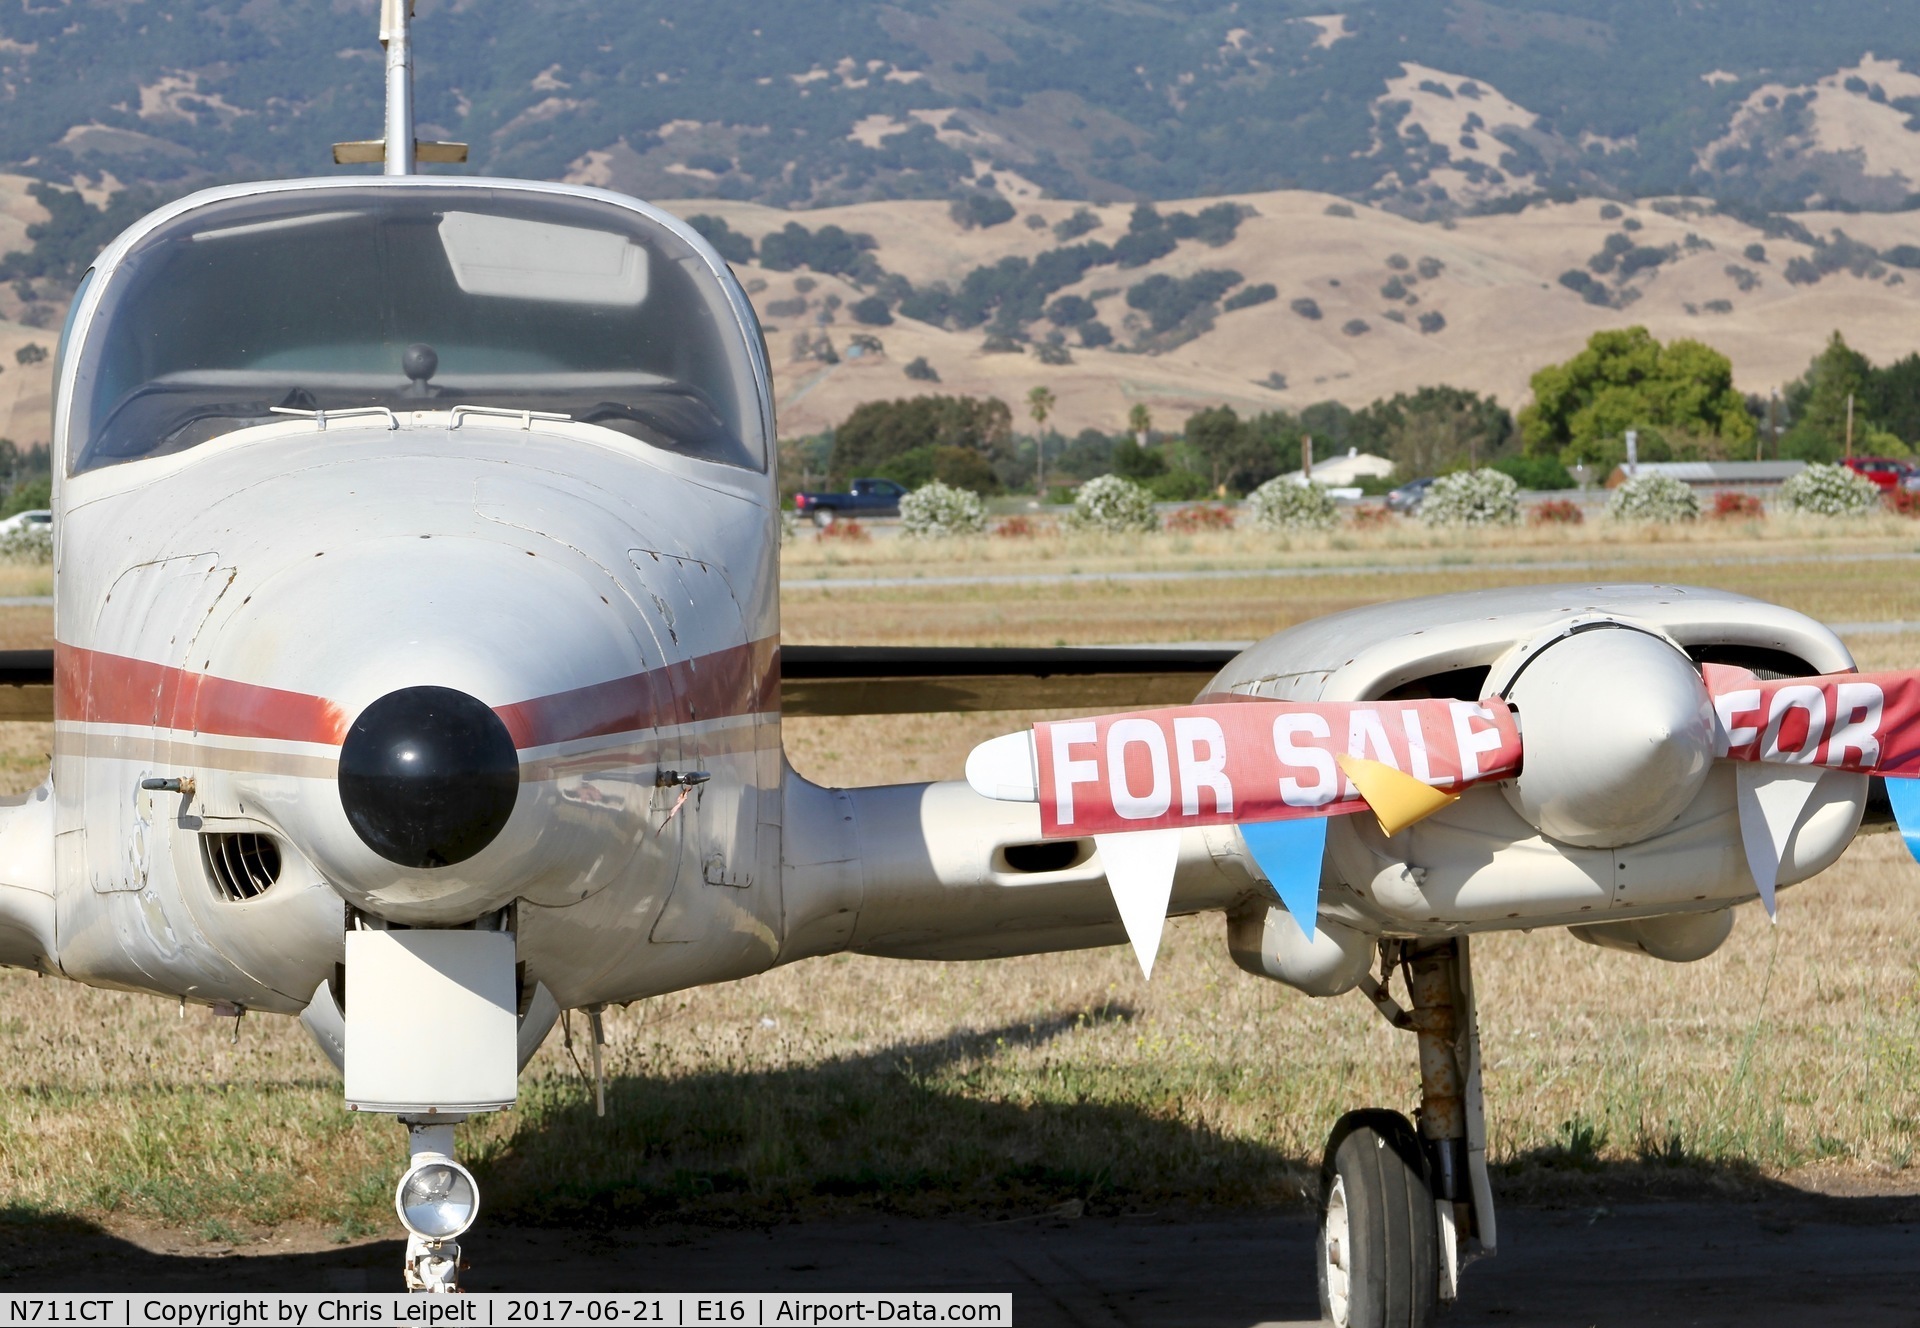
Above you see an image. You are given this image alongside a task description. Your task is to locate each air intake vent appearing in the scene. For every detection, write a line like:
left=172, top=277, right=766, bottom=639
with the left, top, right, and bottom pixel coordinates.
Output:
left=202, top=833, right=283, bottom=901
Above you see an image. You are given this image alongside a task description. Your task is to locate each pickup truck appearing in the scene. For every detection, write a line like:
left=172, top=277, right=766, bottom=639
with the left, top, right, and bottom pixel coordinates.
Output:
left=792, top=478, right=908, bottom=526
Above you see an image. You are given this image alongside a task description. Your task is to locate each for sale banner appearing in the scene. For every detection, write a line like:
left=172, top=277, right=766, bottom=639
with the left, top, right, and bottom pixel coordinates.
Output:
left=1704, top=665, right=1920, bottom=775
left=1034, top=697, right=1522, bottom=837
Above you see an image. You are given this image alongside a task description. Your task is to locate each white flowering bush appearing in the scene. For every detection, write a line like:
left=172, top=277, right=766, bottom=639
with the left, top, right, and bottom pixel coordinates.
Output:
left=1245, top=476, right=1337, bottom=531
left=1606, top=471, right=1700, bottom=522
left=1777, top=462, right=1879, bottom=517
left=0, top=524, right=51, bottom=563
left=899, top=480, right=988, bottom=537
left=1069, top=474, right=1159, bottom=533
left=1419, top=468, right=1520, bottom=526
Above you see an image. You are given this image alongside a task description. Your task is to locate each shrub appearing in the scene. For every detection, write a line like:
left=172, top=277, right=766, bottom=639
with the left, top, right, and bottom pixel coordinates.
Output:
left=1224, top=283, right=1276, bottom=311
left=993, top=514, right=1054, bottom=538
left=1246, top=477, right=1337, bottom=531
left=904, top=356, right=940, bottom=382
left=1711, top=490, right=1765, bottom=520
left=1145, top=470, right=1213, bottom=502
left=1777, top=462, right=1880, bottom=517
left=1492, top=454, right=1576, bottom=490
left=685, top=215, right=755, bottom=264
left=1034, top=342, right=1073, bottom=365
left=1163, top=504, right=1235, bottom=534
left=1529, top=497, right=1584, bottom=525
left=0, top=523, right=50, bottom=563
left=899, top=480, right=988, bottom=538
left=817, top=519, right=870, bottom=542
left=1069, top=474, right=1159, bottom=533
left=1420, top=469, right=1521, bottom=526
left=950, top=193, right=1016, bottom=230
left=1341, top=318, right=1371, bottom=337
left=850, top=296, right=893, bottom=326
left=1887, top=487, right=1920, bottom=518
left=1606, top=471, right=1700, bottom=522
left=1290, top=297, right=1323, bottom=321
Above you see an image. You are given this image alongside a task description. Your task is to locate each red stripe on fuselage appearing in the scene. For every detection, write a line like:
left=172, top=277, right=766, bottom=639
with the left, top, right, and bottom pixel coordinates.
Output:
left=495, top=637, right=780, bottom=749
left=55, top=639, right=781, bottom=753
left=55, top=643, right=350, bottom=745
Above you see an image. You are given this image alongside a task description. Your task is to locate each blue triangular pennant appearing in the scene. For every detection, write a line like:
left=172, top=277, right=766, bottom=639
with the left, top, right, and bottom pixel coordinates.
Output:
left=1241, top=817, right=1328, bottom=941
left=1887, top=777, right=1920, bottom=867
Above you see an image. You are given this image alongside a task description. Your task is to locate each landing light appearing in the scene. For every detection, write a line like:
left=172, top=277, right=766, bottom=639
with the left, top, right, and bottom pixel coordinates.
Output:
left=395, top=1156, right=479, bottom=1240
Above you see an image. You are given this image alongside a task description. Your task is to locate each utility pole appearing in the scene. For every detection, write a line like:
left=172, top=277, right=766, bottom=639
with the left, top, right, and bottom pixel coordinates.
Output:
left=1846, top=392, right=1855, bottom=460
left=1302, top=434, right=1313, bottom=481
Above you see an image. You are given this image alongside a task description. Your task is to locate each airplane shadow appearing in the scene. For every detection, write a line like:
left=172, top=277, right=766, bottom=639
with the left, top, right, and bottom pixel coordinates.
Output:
left=3, top=1009, right=1920, bottom=1325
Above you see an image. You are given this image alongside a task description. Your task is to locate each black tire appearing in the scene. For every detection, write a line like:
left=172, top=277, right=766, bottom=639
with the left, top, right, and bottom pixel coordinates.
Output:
left=1316, top=1109, right=1439, bottom=1328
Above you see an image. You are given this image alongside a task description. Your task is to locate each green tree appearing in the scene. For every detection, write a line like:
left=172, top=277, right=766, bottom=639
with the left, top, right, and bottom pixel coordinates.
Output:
left=1184, top=405, right=1247, bottom=491
left=1028, top=385, right=1056, bottom=492
left=1520, top=327, right=1755, bottom=466
left=831, top=395, right=1012, bottom=484
left=1353, top=386, right=1511, bottom=477
left=1781, top=331, right=1873, bottom=461
left=3, top=475, right=50, bottom=515
left=1127, top=403, right=1152, bottom=444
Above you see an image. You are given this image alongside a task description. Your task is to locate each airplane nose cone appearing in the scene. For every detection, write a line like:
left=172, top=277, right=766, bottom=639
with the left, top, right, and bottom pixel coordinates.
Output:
left=1501, top=627, right=1717, bottom=848
left=338, top=686, right=521, bottom=868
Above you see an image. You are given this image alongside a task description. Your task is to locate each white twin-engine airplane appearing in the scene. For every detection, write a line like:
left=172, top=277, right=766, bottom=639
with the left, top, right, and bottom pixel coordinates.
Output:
left=3, top=1, right=1919, bottom=1317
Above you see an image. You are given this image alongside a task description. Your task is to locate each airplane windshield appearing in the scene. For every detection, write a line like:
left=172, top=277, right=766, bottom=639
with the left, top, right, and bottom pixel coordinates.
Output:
left=68, top=185, right=765, bottom=474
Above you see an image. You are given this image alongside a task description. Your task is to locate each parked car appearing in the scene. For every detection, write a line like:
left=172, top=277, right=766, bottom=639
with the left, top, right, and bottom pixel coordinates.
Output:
left=1383, top=476, right=1434, bottom=514
left=791, top=478, right=908, bottom=527
left=0, top=509, right=51, bottom=536
left=1843, top=457, right=1912, bottom=491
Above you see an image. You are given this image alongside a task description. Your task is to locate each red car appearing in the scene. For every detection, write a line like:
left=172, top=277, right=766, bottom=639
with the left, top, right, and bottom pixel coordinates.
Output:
left=1843, top=456, right=1913, bottom=490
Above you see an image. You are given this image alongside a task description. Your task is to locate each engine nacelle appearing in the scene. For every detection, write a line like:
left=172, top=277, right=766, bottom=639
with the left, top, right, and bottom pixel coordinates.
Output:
left=1569, top=908, right=1735, bottom=962
left=1227, top=902, right=1373, bottom=995
left=1205, top=584, right=1867, bottom=935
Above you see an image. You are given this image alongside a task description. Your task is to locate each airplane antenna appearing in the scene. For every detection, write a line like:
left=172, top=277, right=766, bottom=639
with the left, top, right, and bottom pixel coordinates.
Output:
left=381, top=0, right=416, bottom=176
left=332, top=0, right=469, bottom=171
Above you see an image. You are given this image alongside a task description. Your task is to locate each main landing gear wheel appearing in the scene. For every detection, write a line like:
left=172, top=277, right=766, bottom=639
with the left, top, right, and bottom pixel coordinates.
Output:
left=1317, top=1108, right=1439, bottom=1328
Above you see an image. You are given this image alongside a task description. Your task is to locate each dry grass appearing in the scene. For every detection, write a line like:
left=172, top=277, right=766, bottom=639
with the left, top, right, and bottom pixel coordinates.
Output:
left=0, top=535, right=1918, bottom=1241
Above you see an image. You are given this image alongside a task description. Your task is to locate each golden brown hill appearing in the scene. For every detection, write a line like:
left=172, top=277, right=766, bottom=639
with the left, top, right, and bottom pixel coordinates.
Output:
left=2, top=175, right=1918, bottom=449
left=671, top=191, right=1920, bottom=440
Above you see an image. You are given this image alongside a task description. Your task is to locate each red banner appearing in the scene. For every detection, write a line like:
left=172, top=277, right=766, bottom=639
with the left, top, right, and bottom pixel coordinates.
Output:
left=1705, top=664, right=1920, bottom=776
left=1034, top=698, right=1523, bottom=837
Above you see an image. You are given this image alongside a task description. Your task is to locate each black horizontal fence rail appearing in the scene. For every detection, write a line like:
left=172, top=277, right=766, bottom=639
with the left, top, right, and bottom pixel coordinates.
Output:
left=0, top=650, right=52, bottom=687
left=778, top=644, right=1245, bottom=716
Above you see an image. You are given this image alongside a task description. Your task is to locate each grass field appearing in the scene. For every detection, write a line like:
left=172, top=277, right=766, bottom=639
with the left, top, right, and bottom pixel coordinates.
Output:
left=1, top=520, right=1919, bottom=1244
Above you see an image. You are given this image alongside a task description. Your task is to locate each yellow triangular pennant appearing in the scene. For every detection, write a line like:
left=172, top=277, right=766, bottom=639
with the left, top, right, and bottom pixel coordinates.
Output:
left=1336, top=754, right=1460, bottom=837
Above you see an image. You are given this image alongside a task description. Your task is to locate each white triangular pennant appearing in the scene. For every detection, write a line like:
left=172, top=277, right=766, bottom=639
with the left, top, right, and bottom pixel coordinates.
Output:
left=1735, top=764, right=1825, bottom=919
left=1094, top=829, right=1182, bottom=978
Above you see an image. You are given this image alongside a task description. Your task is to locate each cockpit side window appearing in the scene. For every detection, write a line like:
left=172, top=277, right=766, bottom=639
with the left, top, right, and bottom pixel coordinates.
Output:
left=69, top=188, right=765, bottom=474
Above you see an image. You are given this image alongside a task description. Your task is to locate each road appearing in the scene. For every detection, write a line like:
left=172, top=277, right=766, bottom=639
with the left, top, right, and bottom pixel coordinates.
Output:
left=6, top=1193, right=1919, bottom=1325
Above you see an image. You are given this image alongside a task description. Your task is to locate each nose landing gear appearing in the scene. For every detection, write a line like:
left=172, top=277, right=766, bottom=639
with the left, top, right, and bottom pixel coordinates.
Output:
left=396, top=1119, right=480, bottom=1293
left=1317, top=938, right=1493, bottom=1328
